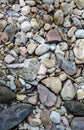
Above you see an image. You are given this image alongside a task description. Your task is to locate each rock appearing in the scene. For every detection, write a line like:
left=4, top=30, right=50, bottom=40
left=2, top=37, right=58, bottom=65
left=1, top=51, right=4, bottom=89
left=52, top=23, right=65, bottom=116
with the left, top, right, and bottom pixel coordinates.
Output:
left=71, top=117, right=84, bottom=130
left=7, top=58, right=40, bottom=81
left=42, top=0, right=54, bottom=4
left=31, top=18, right=40, bottom=30
left=12, top=4, right=20, bottom=12
left=41, top=110, right=52, bottom=129
left=0, top=86, right=16, bottom=103
left=27, top=43, right=37, bottom=54
left=54, top=10, right=64, bottom=25
left=74, top=39, right=84, bottom=63
left=72, top=17, right=82, bottom=28
left=0, top=103, right=33, bottom=130
left=0, top=32, right=8, bottom=43
left=4, top=54, right=15, bottom=64
left=0, top=20, right=7, bottom=31
left=57, top=42, right=68, bottom=51
left=64, top=100, right=84, bottom=116
left=74, top=0, right=84, bottom=9
left=61, top=80, right=76, bottom=100
left=16, top=94, right=26, bottom=101
left=21, top=21, right=31, bottom=32
left=9, top=79, right=16, bottom=90
left=37, top=84, right=57, bottom=107
left=75, top=29, right=84, bottom=38
left=29, top=116, right=42, bottom=127
left=42, top=77, right=62, bottom=94
left=19, top=0, right=25, bottom=7
left=60, top=2, right=71, bottom=15
left=21, top=6, right=30, bottom=15
left=56, top=53, right=77, bottom=76
left=49, top=43, right=56, bottom=51
left=38, top=64, right=47, bottom=75
left=35, top=44, right=49, bottom=55
left=46, top=29, right=61, bottom=43
left=25, top=0, right=36, bottom=6
left=28, top=94, right=38, bottom=105
left=41, top=58, right=56, bottom=68
left=77, top=89, right=84, bottom=100
left=33, top=34, right=45, bottom=44
left=68, top=26, right=77, bottom=38
left=50, top=111, right=61, bottom=124
left=0, top=69, right=6, bottom=79
left=4, top=25, right=16, bottom=41
left=19, top=46, right=27, bottom=55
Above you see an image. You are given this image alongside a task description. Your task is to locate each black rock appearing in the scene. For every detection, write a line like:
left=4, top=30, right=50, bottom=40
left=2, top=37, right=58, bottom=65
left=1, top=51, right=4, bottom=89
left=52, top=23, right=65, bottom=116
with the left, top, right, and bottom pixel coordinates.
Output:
left=71, top=117, right=84, bottom=130
left=64, top=100, right=84, bottom=116
left=0, top=103, right=33, bottom=130
left=0, top=86, right=16, bottom=103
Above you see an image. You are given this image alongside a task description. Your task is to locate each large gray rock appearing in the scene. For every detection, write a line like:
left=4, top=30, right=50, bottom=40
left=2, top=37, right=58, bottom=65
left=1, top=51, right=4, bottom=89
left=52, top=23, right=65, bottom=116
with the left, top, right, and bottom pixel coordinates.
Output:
left=0, top=103, right=33, bottom=130
left=71, top=117, right=84, bottom=130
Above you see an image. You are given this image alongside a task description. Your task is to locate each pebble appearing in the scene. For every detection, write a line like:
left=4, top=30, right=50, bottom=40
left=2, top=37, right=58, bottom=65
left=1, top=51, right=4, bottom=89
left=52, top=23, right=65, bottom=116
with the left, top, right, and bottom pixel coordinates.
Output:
left=54, top=10, right=64, bottom=25
left=42, top=0, right=54, bottom=4
left=0, top=69, right=6, bottom=79
left=28, top=94, right=38, bottom=105
left=0, top=103, right=33, bottom=130
left=0, top=32, right=8, bottom=43
left=50, top=111, right=61, bottom=124
left=61, top=80, right=76, bottom=100
left=9, top=78, right=17, bottom=90
left=4, top=54, right=15, bottom=64
left=71, top=117, right=84, bottom=130
left=37, top=84, right=57, bottom=107
left=41, top=58, right=56, bottom=68
left=21, top=6, right=30, bottom=15
left=19, top=0, right=25, bottom=7
left=29, top=116, right=42, bottom=127
left=0, top=20, right=7, bottom=31
left=12, top=4, right=20, bottom=12
left=21, top=21, right=31, bottom=32
left=42, top=77, right=62, bottom=94
left=77, top=89, right=84, bottom=100
left=33, top=34, right=45, bottom=44
left=35, top=44, right=49, bottom=55
left=31, top=18, right=40, bottom=30
left=75, top=29, right=84, bottom=38
left=74, top=0, right=84, bottom=9
left=68, top=26, right=77, bottom=38
left=27, top=43, right=37, bottom=54
left=38, top=64, right=47, bottom=75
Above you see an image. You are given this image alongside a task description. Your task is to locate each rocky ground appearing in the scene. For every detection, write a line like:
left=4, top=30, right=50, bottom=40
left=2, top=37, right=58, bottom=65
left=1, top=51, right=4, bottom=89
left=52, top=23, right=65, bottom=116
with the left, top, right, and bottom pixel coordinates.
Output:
left=0, top=0, right=84, bottom=130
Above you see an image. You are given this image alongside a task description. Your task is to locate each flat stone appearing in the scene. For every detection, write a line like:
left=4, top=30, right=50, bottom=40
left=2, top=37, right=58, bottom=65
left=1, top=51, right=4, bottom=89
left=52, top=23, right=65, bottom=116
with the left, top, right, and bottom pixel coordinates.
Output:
left=0, top=103, right=33, bottom=130
left=21, top=6, right=30, bottom=15
left=4, top=54, right=15, bottom=64
left=77, top=89, right=84, bottom=100
left=37, top=84, right=57, bottom=107
left=31, top=18, right=40, bottom=30
left=35, top=44, right=49, bottom=55
left=64, top=100, right=84, bottom=116
left=74, top=39, right=84, bottom=63
left=0, top=86, right=16, bottom=103
left=21, top=21, right=31, bottom=32
left=74, top=0, right=84, bottom=9
left=68, top=26, right=77, bottom=38
left=50, top=111, right=61, bottom=124
left=42, top=77, right=62, bottom=94
left=33, top=34, right=45, bottom=44
left=54, top=10, right=64, bottom=25
left=46, top=29, right=61, bottom=43
left=41, top=58, right=56, bottom=68
left=75, top=29, right=84, bottom=38
left=29, top=116, right=42, bottom=127
left=42, top=0, right=54, bottom=4
left=71, top=117, right=84, bottom=130
left=28, top=94, right=38, bottom=105
left=56, top=53, right=77, bottom=76
left=0, top=32, right=8, bottom=43
left=61, top=80, right=76, bottom=100
left=27, top=43, right=37, bottom=54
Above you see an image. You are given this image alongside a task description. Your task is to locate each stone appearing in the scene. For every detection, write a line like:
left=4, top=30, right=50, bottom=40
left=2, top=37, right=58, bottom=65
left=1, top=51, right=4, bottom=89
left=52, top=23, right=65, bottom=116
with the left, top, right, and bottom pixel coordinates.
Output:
left=64, top=100, right=84, bottom=116
left=19, top=46, right=27, bottom=55
left=27, top=43, right=37, bottom=54
left=25, top=0, right=36, bottom=6
left=4, top=25, right=16, bottom=41
left=41, top=110, right=52, bottom=129
left=18, top=16, right=28, bottom=23
left=72, top=17, right=82, bottom=28
left=38, top=64, right=47, bottom=75
left=29, top=116, right=42, bottom=127
left=0, top=32, right=8, bottom=43
left=21, top=21, right=31, bottom=32
left=21, top=6, right=30, bottom=15
left=4, top=54, right=15, bottom=64
left=61, top=80, right=76, bottom=100
left=42, top=0, right=54, bottom=4
left=28, top=94, right=38, bottom=105
left=7, top=58, right=40, bottom=81
left=74, top=0, right=84, bottom=9
left=35, top=44, right=49, bottom=55
left=37, top=84, right=57, bottom=107
left=54, top=10, right=64, bottom=25
left=0, top=69, right=6, bottom=79
left=77, top=89, right=84, bottom=100
left=74, top=39, right=84, bottom=63
left=0, top=103, right=33, bottom=130
left=19, top=0, right=25, bottom=7
left=33, top=34, right=45, bottom=44
left=46, top=29, right=61, bottom=43
left=68, top=26, right=77, bottom=38
left=16, top=94, right=26, bottom=101
left=0, top=20, right=7, bottom=31
left=50, top=111, right=61, bottom=124
left=12, top=4, right=20, bottom=12
left=41, top=58, right=56, bottom=68
left=60, top=2, right=71, bottom=15
left=56, top=42, right=68, bottom=51
left=71, top=117, right=84, bottom=130
left=42, top=77, right=62, bottom=94
left=75, top=29, right=84, bottom=38
left=0, top=86, right=16, bottom=103
left=56, top=53, right=77, bottom=76
left=9, top=79, right=16, bottom=90
left=31, top=18, right=40, bottom=30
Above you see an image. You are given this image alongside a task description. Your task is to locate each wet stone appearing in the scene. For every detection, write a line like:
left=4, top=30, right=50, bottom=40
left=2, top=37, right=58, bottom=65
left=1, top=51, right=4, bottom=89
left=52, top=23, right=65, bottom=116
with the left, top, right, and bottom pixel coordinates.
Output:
left=0, top=103, right=33, bottom=130
left=0, top=86, right=16, bottom=103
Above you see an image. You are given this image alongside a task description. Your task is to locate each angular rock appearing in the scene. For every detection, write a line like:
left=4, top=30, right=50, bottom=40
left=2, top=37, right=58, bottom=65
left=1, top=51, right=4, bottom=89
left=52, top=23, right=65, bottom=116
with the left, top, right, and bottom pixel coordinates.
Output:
left=74, top=0, right=84, bottom=9
left=35, top=44, right=49, bottom=55
left=42, top=0, right=54, bottom=4
left=54, top=10, right=64, bottom=25
left=42, top=77, right=62, bottom=94
left=4, top=54, right=15, bottom=64
left=0, top=103, right=33, bottom=130
left=77, top=89, right=84, bottom=100
left=0, top=69, right=6, bottom=79
left=64, top=100, right=84, bottom=116
left=41, top=58, right=56, bottom=68
left=61, top=80, right=76, bottom=100
left=7, top=58, right=40, bottom=81
left=37, top=84, right=57, bottom=107
left=0, top=86, right=16, bottom=103
left=21, top=21, right=31, bottom=32
left=21, top=6, right=30, bottom=15
left=71, top=117, right=84, bottom=130
left=46, top=29, right=61, bottom=43
left=56, top=53, right=77, bottom=76
left=27, top=43, right=37, bottom=54
left=0, top=32, right=8, bottom=43
left=50, top=111, right=61, bottom=124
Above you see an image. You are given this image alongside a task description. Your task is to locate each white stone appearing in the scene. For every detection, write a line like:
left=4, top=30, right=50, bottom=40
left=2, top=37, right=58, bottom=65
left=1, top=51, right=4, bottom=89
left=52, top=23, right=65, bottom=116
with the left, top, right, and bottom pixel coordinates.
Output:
left=33, top=34, right=45, bottom=44
left=50, top=111, right=61, bottom=124
left=38, top=64, right=47, bottom=75
left=77, top=89, right=84, bottom=100
left=19, top=0, right=25, bottom=6
left=75, top=29, right=84, bottom=38
left=42, top=0, right=54, bottom=4
left=21, top=21, right=31, bottom=32
left=35, top=44, right=49, bottom=55
left=4, top=54, right=15, bottom=64
left=21, top=6, right=30, bottom=15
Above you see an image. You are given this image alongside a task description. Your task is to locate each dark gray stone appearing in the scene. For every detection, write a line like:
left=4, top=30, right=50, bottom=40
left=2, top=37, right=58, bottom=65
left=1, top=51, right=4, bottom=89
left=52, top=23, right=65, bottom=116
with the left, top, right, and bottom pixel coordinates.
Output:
left=0, top=86, right=16, bottom=103
left=64, top=100, right=84, bottom=116
left=71, top=117, right=84, bottom=130
left=0, top=103, right=33, bottom=130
